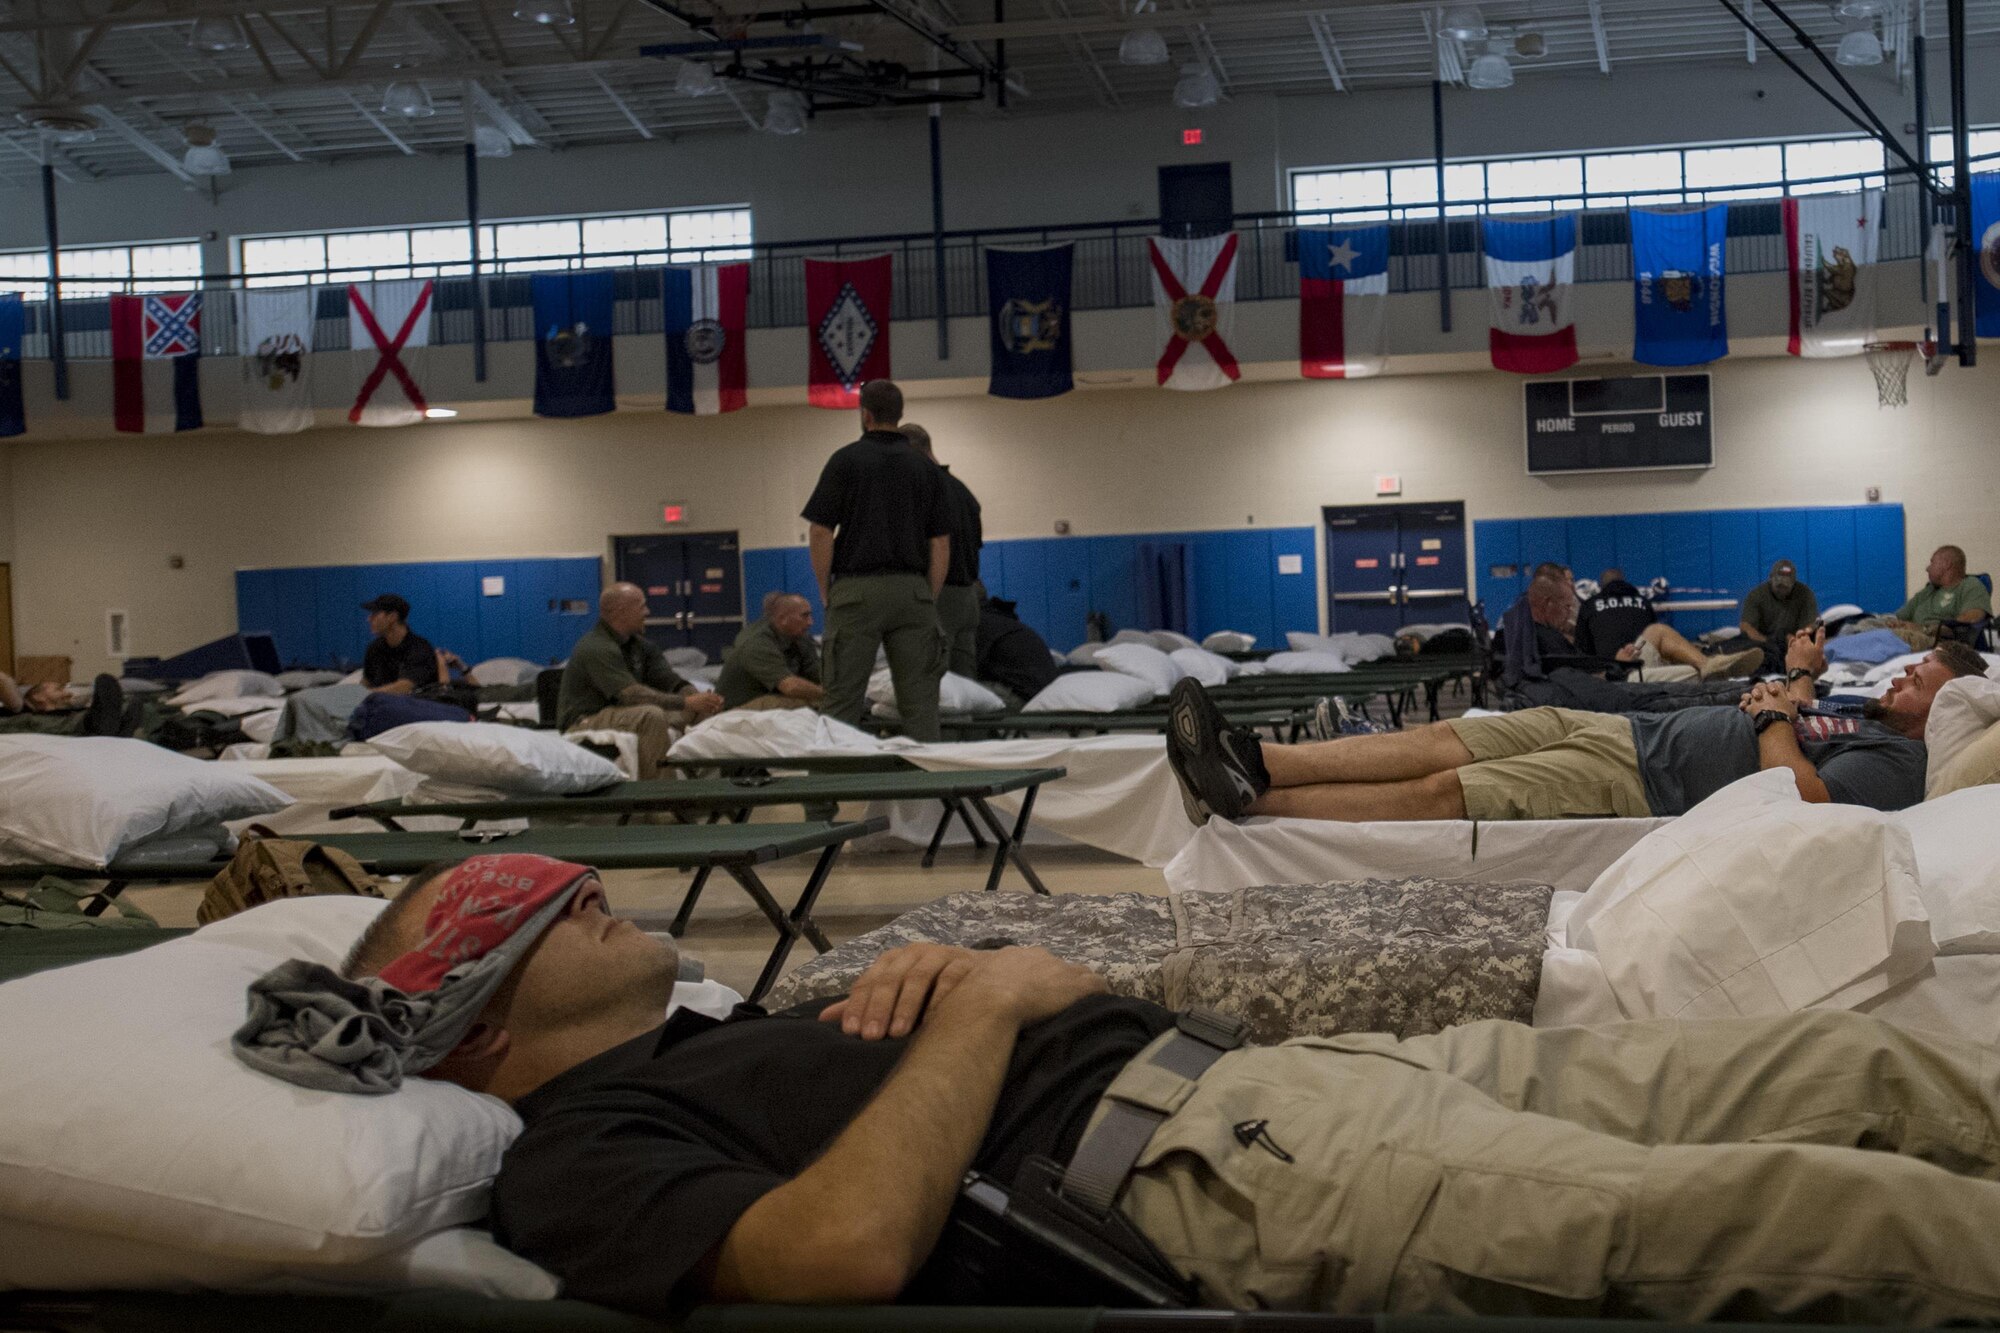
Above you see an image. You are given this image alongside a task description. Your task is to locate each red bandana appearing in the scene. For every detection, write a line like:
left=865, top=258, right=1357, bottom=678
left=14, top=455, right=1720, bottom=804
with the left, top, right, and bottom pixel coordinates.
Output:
left=376, top=854, right=596, bottom=995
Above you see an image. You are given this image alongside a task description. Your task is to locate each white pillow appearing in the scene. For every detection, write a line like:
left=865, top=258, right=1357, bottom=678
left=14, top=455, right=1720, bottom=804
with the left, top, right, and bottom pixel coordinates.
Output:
left=1286, top=631, right=1397, bottom=665
left=275, top=670, right=344, bottom=691
left=1064, top=642, right=1109, bottom=667
left=867, top=668, right=1005, bottom=716
left=468, top=658, right=540, bottom=687
left=665, top=647, right=709, bottom=670
left=169, top=670, right=285, bottom=707
left=0, top=737, right=291, bottom=869
left=1202, top=631, right=1256, bottom=653
left=1170, top=646, right=1236, bottom=686
left=1893, top=786, right=2000, bottom=953
left=1150, top=630, right=1200, bottom=653
left=371, top=721, right=624, bottom=795
left=1924, top=676, right=2000, bottom=798
left=1023, top=671, right=1156, bottom=713
left=669, top=708, right=886, bottom=759
left=1262, top=650, right=1352, bottom=675
left=340, top=669, right=365, bottom=686
left=680, top=671, right=717, bottom=693
left=1107, top=629, right=1157, bottom=648
left=1095, top=643, right=1183, bottom=697
left=0, top=897, right=522, bottom=1265
left=1566, top=769, right=1934, bottom=1019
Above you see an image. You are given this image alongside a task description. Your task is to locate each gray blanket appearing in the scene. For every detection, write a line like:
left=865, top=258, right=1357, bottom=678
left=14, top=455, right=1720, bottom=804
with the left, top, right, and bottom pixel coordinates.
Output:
left=763, top=879, right=1552, bottom=1042
left=273, top=683, right=370, bottom=746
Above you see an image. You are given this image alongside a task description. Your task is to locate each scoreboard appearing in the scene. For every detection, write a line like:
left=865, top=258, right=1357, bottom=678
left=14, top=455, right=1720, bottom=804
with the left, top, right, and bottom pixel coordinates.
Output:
left=1524, top=373, right=1713, bottom=475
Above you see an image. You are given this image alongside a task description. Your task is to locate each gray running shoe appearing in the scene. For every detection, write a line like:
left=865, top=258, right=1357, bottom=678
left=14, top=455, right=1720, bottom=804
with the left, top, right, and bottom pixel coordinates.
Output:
left=1166, top=679, right=1270, bottom=822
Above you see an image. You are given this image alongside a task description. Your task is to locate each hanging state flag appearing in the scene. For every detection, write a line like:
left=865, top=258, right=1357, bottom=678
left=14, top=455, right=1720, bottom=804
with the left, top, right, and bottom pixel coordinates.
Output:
left=1149, top=233, right=1240, bottom=391
left=1971, top=171, right=2000, bottom=339
left=347, top=279, right=433, bottom=427
left=1483, top=216, right=1578, bottom=374
left=1631, top=205, right=1729, bottom=367
left=235, top=286, right=314, bottom=435
left=1298, top=225, right=1389, bottom=379
left=531, top=272, right=617, bottom=419
left=805, top=255, right=891, bottom=409
left=663, top=262, right=748, bottom=415
left=110, top=292, right=203, bottom=434
left=986, top=244, right=1073, bottom=399
left=1784, top=190, right=1880, bottom=357
left=0, top=293, right=23, bottom=438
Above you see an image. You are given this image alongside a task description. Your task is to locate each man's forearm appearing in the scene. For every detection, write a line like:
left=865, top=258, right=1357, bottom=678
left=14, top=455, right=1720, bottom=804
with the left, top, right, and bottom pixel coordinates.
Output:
left=928, top=536, right=950, bottom=599
left=1756, top=727, right=1831, bottom=802
left=711, top=1002, right=1017, bottom=1303
left=616, top=682, right=685, bottom=710
left=1739, top=622, right=1766, bottom=643
left=777, top=675, right=826, bottom=701
left=809, top=526, right=837, bottom=606
left=373, top=680, right=416, bottom=696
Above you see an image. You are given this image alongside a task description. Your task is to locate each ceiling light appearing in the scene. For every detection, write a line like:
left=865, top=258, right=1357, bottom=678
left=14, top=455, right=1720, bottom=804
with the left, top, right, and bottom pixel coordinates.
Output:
left=181, top=123, right=230, bottom=176
left=1440, top=4, right=1488, bottom=40
left=473, top=124, right=513, bottom=158
left=675, top=60, right=721, bottom=96
left=763, top=91, right=808, bottom=135
left=512, top=0, right=576, bottom=23
left=1465, top=48, right=1515, bottom=87
left=189, top=16, right=249, bottom=51
left=382, top=78, right=436, bottom=118
left=424, top=406, right=459, bottom=419
left=18, top=104, right=97, bottom=140
left=1513, top=30, right=1547, bottom=58
left=1119, top=27, right=1170, bottom=64
left=1835, top=0, right=1887, bottom=14
left=1834, top=27, right=1883, bottom=64
left=1171, top=61, right=1220, bottom=108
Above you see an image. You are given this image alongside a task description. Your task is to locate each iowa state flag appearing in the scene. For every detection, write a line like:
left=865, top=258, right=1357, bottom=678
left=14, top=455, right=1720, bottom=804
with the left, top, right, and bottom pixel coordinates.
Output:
left=1971, top=172, right=2000, bottom=338
left=805, top=254, right=891, bottom=409
left=1631, top=205, right=1729, bottom=367
left=1298, top=225, right=1388, bottom=379
left=1149, top=232, right=1240, bottom=391
left=664, top=262, right=748, bottom=415
left=0, top=292, right=23, bottom=438
left=111, top=292, right=203, bottom=434
left=532, top=272, right=616, bottom=418
left=1483, top=215, right=1578, bottom=374
left=986, top=244, right=1073, bottom=399
left=1785, top=190, right=1879, bottom=357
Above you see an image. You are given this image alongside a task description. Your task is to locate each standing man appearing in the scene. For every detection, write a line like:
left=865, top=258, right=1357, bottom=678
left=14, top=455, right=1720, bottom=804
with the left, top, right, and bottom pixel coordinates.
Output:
left=900, top=422, right=983, bottom=680
left=557, top=583, right=724, bottom=777
left=802, top=379, right=951, bottom=741
left=717, top=592, right=824, bottom=711
left=1739, top=560, right=1820, bottom=646
left=360, top=594, right=443, bottom=696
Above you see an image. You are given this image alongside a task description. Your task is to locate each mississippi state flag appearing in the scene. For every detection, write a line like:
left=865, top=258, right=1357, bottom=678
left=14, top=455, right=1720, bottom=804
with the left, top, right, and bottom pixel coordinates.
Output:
left=664, top=262, right=748, bottom=415
left=1298, top=225, right=1388, bottom=379
left=1483, top=215, right=1578, bottom=375
left=805, top=255, right=891, bottom=409
left=1149, top=233, right=1240, bottom=391
left=1785, top=190, right=1880, bottom=357
left=111, top=292, right=203, bottom=434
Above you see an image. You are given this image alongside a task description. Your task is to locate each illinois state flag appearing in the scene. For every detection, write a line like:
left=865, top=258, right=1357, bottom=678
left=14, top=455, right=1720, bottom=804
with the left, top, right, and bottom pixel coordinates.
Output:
left=986, top=244, right=1073, bottom=399
left=1149, top=232, right=1240, bottom=390
left=111, top=292, right=203, bottom=434
left=805, top=255, right=891, bottom=409
left=236, top=286, right=314, bottom=435
left=1785, top=190, right=1879, bottom=357
left=1298, top=225, right=1388, bottom=379
left=1971, top=171, right=2000, bottom=338
left=1483, top=216, right=1578, bottom=374
left=1631, top=205, right=1729, bottom=367
left=532, top=272, right=616, bottom=418
left=0, top=292, right=23, bottom=438
left=663, top=262, right=748, bottom=415
left=347, top=279, right=433, bottom=426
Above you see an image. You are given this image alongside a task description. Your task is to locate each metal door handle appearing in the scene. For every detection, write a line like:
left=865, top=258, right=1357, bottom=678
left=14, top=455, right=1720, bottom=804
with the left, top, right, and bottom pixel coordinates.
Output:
left=1404, top=588, right=1468, bottom=599
left=1333, top=590, right=1400, bottom=602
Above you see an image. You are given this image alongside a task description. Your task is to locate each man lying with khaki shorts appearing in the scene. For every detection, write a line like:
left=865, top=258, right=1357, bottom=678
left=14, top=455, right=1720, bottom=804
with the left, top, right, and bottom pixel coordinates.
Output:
left=1167, top=630, right=1985, bottom=824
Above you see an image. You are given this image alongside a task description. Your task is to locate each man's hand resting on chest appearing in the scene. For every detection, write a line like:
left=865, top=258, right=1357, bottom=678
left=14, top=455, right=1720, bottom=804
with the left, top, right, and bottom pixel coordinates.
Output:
left=819, top=942, right=1109, bottom=1040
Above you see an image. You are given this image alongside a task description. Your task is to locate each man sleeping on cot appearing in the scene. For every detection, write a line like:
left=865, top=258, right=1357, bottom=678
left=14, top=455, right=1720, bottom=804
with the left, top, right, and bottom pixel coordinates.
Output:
left=234, top=851, right=2000, bottom=1322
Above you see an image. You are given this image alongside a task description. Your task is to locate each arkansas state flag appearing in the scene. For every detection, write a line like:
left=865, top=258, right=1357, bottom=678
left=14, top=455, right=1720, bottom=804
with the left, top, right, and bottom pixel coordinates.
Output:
left=347, top=279, right=433, bottom=427
left=1149, top=232, right=1240, bottom=391
left=986, top=244, right=1073, bottom=400
left=1483, top=216, right=1578, bottom=374
left=0, top=292, right=23, bottom=438
left=1785, top=190, right=1879, bottom=357
left=532, top=272, right=616, bottom=418
left=1631, top=205, right=1729, bottom=367
left=111, top=292, right=203, bottom=434
left=805, top=255, right=891, bottom=409
left=1970, top=172, right=2000, bottom=338
left=664, top=262, right=748, bottom=415
left=236, top=286, right=314, bottom=435
left=1298, top=225, right=1388, bottom=379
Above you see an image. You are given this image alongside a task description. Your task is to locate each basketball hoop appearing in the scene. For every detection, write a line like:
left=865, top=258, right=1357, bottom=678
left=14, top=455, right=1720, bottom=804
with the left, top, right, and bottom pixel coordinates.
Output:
left=1864, top=340, right=1923, bottom=408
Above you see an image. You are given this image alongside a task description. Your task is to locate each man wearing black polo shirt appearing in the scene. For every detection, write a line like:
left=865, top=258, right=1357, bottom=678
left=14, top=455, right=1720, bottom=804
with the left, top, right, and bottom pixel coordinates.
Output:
left=901, top=421, right=984, bottom=680
left=802, top=379, right=952, bottom=741
left=360, top=593, right=442, bottom=695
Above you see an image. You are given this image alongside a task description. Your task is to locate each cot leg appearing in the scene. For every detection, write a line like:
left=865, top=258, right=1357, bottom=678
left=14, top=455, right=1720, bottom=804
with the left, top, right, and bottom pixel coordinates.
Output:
left=968, top=788, right=1051, bottom=896
left=78, top=880, right=131, bottom=917
left=1425, top=679, right=1444, bottom=723
left=1386, top=690, right=1405, bottom=728
left=667, top=866, right=714, bottom=936
left=956, top=798, right=990, bottom=850
left=744, top=846, right=843, bottom=1002
left=369, top=815, right=406, bottom=832
left=921, top=802, right=953, bottom=868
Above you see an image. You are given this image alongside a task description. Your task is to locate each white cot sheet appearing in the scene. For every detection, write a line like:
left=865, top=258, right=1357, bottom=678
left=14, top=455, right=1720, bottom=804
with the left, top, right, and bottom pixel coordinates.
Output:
left=220, top=757, right=425, bottom=836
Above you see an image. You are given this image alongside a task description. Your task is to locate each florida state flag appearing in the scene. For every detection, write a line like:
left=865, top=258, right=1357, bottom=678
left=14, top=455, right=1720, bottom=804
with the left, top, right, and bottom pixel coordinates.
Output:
left=1149, top=233, right=1240, bottom=390
left=805, top=254, right=891, bottom=408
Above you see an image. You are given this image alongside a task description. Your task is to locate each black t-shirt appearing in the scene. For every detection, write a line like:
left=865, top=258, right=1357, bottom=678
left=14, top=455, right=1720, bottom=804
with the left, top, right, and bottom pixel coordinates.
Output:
left=490, top=994, right=1173, bottom=1317
left=939, top=466, right=984, bottom=588
left=1573, top=580, right=1655, bottom=658
left=361, top=630, right=437, bottom=688
left=801, top=431, right=953, bottom=579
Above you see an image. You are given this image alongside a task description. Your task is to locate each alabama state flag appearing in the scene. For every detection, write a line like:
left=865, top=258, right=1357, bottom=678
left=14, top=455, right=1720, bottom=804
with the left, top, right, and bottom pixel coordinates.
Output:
left=1149, top=233, right=1240, bottom=391
left=1483, top=215, right=1579, bottom=375
left=1298, top=225, right=1389, bottom=379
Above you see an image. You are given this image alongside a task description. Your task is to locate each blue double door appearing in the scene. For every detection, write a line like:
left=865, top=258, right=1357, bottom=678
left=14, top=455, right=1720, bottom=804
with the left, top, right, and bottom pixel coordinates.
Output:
left=613, top=531, right=745, bottom=661
left=1323, top=502, right=1469, bottom=634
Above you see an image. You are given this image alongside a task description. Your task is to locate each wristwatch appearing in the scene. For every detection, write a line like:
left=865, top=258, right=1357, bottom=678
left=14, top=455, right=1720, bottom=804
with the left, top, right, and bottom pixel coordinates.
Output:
left=1753, top=709, right=1794, bottom=735
left=1786, top=667, right=1816, bottom=683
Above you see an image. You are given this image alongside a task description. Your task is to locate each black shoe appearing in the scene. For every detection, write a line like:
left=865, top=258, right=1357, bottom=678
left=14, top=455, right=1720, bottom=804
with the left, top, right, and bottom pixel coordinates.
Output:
left=1166, top=679, right=1269, bottom=823
left=83, top=675, right=126, bottom=737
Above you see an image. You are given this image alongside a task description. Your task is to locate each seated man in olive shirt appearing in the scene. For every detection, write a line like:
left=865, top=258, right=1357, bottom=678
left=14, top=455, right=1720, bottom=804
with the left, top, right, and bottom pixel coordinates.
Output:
left=717, top=592, right=824, bottom=711
left=557, top=583, right=723, bottom=776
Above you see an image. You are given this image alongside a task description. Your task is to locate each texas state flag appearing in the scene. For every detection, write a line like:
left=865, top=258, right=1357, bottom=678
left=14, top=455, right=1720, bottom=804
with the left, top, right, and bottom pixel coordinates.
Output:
left=1483, top=215, right=1579, bottom=375
left=664, top=261, right=748, bottom=415
left=1298, top=225, right=1389, bottom=379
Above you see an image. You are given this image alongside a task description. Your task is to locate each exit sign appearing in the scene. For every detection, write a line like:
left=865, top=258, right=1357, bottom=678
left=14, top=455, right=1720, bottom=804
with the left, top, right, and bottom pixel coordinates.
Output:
left=1182, top=128, right=1203, bottom=145
left=662, top=503, right=687, bottom=525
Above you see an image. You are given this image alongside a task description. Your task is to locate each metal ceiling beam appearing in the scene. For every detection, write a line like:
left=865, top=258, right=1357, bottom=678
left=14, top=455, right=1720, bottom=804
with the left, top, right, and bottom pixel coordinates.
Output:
left=1040, top=0, right=1118, bottom=106
left=1588, top=0, right=1611, bottom=72
left=1307, top=12, right=1348, bottom=89
left=84, top=102, right=198, bottom=182
left=466, top=79, right=543, bottom=144
left=590, top=67, right=654, bottom=135
left=341, top=87, right=417, bottom=152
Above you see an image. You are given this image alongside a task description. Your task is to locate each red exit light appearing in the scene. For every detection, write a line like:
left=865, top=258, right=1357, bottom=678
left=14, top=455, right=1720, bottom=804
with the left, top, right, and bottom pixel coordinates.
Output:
left=1182, top=128, right=1203, bottom=145
left=662, top=504, right=687, bottom=524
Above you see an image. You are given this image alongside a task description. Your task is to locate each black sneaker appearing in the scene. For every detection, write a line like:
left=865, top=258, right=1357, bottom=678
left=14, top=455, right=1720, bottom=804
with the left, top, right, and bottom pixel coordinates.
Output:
left=1166, top=679, right=1269, bottom=822
left=83, top=675, right=126, bottom=737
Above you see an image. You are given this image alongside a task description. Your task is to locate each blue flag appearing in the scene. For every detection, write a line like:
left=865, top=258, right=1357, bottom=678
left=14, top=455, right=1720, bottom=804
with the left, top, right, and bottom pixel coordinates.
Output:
left=986, top=244, right=1072, bottom=399
left=1631, top=205, right=1728, bottom=366
left=1973, top=171, right=2000, bottom=339
left=0, top=293, right=24, bottom=438
left=532, top=272, right=616, bottom=418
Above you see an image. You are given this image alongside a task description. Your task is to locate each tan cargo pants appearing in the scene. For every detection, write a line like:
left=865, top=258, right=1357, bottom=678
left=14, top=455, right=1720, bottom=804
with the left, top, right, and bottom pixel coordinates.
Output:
left=567, top=703, right=683, bottom=778
left=1111, top=1009, right=2000, bottom=1322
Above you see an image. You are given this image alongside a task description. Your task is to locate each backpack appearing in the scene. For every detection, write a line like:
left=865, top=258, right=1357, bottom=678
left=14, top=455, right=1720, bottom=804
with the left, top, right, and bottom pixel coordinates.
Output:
left=196, top=831, right=384, bottom=926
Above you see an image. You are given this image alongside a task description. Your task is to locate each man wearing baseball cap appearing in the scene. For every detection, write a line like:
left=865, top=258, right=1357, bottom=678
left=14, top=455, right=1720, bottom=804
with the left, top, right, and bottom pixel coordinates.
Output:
left=360, top=593, right=443, bottom=696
